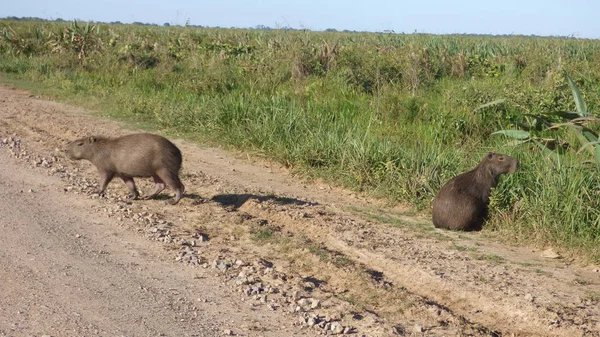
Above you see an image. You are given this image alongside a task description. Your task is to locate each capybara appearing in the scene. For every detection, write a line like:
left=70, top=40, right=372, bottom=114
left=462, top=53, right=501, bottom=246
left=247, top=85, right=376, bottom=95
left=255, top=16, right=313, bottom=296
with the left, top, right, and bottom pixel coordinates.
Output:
left=64, top=133, right=185, bottom=205
left=432, top=152, right=519, bottom=231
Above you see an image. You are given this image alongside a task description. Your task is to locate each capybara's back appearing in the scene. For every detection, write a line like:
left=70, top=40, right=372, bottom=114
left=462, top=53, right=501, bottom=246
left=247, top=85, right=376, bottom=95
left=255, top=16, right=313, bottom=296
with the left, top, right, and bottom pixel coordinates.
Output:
left=432, top=152, right=518, bottom=231
left=105, top=133, right=182, bottom=177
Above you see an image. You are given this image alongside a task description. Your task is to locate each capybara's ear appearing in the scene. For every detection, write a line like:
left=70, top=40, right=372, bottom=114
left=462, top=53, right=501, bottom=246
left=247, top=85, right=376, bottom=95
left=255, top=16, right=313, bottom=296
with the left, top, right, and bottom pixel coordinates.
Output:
left=88, top=136, right=97, bottom=143
left=487, top=152, right=494, bottom=159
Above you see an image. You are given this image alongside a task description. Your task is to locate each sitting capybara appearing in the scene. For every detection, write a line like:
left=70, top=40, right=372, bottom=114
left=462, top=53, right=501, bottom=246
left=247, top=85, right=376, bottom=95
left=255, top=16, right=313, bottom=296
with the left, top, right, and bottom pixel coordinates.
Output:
left=432, top=152, right=518, bottom=231
left=64, top=133, right=185, bottom=205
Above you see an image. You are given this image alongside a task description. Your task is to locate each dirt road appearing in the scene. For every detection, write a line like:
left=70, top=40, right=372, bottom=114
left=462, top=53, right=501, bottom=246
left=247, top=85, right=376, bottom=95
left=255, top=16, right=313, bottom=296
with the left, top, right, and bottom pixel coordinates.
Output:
left=0, top=83, right=599, bottom=337
left=0, top=147, right=311, bottom=337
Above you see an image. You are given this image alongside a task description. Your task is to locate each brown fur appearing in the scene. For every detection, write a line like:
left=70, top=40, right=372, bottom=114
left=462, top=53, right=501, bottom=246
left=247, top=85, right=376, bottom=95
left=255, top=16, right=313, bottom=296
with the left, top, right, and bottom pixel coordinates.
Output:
left=432, top=152, right=519, bottom=231
left=64, top=133, right=185, bottom=205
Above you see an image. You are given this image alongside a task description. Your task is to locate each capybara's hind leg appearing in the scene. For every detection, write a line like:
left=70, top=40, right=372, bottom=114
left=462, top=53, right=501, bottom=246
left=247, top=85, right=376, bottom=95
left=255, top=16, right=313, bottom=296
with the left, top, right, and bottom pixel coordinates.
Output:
left=142, top=175, right=166, bottom=200
left=156, top=169, right=184, bottom=205
left=120, top=176, right=140, bottom=200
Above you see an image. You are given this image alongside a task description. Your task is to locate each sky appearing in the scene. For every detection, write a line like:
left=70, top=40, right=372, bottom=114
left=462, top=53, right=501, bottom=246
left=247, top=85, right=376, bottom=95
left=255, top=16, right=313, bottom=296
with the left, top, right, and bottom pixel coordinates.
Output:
left=3, top=0, right=599, bottom=39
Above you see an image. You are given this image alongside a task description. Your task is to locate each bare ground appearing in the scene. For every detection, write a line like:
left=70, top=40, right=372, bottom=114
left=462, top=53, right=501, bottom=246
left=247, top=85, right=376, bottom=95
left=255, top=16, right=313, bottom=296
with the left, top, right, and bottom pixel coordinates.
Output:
left=0, top=84, right=599, bottom=337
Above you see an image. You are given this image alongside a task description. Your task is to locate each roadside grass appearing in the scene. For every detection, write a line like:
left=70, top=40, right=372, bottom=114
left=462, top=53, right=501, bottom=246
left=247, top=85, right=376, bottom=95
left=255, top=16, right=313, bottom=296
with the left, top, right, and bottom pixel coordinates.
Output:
left=2, top=19, right=600, bottom=261
left=474, top=253, right=506, bottom=264
left=583, top=291, right=600, bottom=304
left=533, top=269, right=553, bottom=277
left=451, top=244, right=479, bottom=252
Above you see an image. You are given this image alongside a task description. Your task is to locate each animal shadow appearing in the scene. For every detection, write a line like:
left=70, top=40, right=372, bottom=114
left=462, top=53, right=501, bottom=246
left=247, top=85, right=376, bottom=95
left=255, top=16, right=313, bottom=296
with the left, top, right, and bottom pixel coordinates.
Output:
left=211, top=193, right=318, bottom=211
left=365, top=268, right=393, bottom=288
left=151, top=192, right=204, bottom=203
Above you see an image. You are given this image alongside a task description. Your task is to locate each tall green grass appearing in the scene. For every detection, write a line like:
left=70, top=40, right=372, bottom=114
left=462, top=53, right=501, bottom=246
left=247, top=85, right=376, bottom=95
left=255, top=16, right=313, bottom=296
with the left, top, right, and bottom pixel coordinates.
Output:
left=1, top=20, right=600, bottom=260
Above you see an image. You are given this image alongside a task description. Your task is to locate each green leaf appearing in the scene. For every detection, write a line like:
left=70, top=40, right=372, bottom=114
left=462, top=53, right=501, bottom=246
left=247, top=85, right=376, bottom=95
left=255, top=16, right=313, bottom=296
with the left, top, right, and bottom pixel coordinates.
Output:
left=565, top=125, right=600, bottom=165
left=592, top=145, right=600, bottom=167
left=566, top=72, right=589, bottom=117
left=577, top=141, right=600, bottom=154
left=554, top=111, right=586, bottom=120
left=1, top=29, right=10, bottom=42
left=515, top=121, right=533, bottom=131
left=506, top=139, right=530, bottom=146
left=491, top=129, right=530, bottom=140
left=565, top=124, right=594, bottom=155
left=582, top=129, right=598, bottom=143
left=473, top=99, right=506, bottom=113
left=581, top=129, right=600, bottom=166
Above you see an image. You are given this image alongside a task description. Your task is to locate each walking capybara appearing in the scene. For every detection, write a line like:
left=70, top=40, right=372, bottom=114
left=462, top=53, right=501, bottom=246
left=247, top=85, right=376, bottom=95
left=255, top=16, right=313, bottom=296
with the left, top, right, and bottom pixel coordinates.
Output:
left=64, top=133, right=185, bottom=205
left=432, top=152, right=518, bottom=231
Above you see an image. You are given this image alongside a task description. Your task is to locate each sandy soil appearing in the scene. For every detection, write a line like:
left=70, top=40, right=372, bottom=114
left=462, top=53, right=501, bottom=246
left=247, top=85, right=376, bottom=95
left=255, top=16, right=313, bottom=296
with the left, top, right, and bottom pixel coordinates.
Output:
left=0, top=84, right=598, bottom=337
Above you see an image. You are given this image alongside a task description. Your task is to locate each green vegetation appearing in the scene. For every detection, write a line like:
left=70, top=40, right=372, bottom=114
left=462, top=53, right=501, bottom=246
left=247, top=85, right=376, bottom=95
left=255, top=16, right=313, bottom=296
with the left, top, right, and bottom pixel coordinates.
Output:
left=251, top=227, right=275, bottom=242
left=302, top=237, right=355, bottom=268
left=583, top=291, right=600, bottom=303
left=492, top=72, right=600, bottom=166
left=533, top=268, right=552, bottom=276
left=451, top=244, right=478, bottom=252
left=1, top=19, right=600, bottom=260
left=474, top=253, right=506, bottom=264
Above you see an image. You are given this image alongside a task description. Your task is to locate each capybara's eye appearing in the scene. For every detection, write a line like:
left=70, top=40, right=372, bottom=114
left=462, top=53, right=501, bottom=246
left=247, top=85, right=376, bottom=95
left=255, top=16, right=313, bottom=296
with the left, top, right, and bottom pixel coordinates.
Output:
left=498, top=157, right=504, bottom=161
left=77, top=142, right=84, bottom=146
